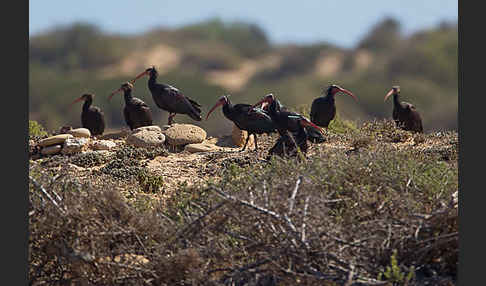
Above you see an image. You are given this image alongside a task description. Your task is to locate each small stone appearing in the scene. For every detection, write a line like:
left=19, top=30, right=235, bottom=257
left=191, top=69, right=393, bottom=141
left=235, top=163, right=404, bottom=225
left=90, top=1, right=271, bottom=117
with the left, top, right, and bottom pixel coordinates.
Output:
left=163, top=124, right=207, bottom=146
left=41, top=144, right=62, bottom=155
left=62, top=137, right=90, bottom=154
left=91, top=140, right=117, bottom=151
left=232, top=124, right=253, bottom=148
left=38, top=134, right=73, bottom=147
left=132, top=125, right=162, bottom=133
left=185, top=143, right=220, bottom=153
left=126, top=130, right=166, bottom=148
left=68, top=128, right=91, bottom=138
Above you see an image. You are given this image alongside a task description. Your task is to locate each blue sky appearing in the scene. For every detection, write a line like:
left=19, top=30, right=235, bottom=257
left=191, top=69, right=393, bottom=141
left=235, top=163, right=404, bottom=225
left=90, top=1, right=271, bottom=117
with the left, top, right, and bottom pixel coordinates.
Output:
left=29, top=0, right=457, bottom=48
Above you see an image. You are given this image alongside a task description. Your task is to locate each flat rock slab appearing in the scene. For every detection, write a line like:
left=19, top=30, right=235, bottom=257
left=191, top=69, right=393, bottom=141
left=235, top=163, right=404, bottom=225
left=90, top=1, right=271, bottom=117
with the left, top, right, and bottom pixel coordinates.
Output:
left=132, top=125, right=162, bottom=133
left=91, top=140, right=117, bottom=150
left=41, top=144, right=63, bottom=155
left=38, top=134, right=73, bottom=147
left=126, top=130, right=166, bottom=148
left=68, top=128, right=91, bottom=138
left=185, top=143, right=220, bottom=153
left=62, top=137, right=90, bottom=154
left=163, top=124, right=207, bottom=146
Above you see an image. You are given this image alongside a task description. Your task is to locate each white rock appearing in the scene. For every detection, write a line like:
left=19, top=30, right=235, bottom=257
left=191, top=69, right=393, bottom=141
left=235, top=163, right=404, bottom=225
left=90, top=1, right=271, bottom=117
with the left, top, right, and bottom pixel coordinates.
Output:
left=163, top=124, right=207, bottom=146
left=126, top=130, right=166, bottom=148
left=132, top=125, right=162, bottom=133
left=41, top=144, right=62, bottom=155
left=62, top=137, right=90, bottom=154
left=38, top=134, right=73, bottom=147
left=68, top=128, right=91, bottom=138
left=185, top=143, right=220, bottom=153
left=91, top=140, right=117, bottom=151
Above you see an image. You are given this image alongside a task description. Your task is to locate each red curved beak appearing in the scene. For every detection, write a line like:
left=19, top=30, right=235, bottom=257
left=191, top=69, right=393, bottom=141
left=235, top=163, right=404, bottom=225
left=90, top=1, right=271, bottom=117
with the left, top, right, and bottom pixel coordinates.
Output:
left=206, top=100, right=224, bottom=120
left=384, top=89, right=394, bottom=102
left=69, top=96, right=83, bottom=108
left=108, top=88, right=122, bottom=101
left=337, top=87, right=357, bottom=101
left=131, top=70, right=149, bottom=84
left=300, top=119, right=325, bottom=135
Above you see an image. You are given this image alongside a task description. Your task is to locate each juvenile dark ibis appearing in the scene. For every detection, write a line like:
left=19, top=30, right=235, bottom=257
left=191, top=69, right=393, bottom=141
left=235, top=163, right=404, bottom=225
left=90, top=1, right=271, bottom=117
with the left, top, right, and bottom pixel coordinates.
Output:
left=310, top=84, right=357, bottom=128
left=384, top=86, right=423, bottom=133
left=131, top=66, right=202, bottom=125
left=109, top=82, right=153, bottom=130
left=206, top=95, right=276, bottom=151
left=70, top=93, right=105, bottom=136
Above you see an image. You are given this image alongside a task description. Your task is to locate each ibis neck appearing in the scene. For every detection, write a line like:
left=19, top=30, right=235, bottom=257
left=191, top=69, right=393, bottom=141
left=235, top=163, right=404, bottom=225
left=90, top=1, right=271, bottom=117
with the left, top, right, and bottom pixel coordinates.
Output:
left=325, top=92, right=335, bottom=103
left=148, top=74, right=157, bottom=89
left=221, top=99, right=233, bottom=119
left=393, top=93, right=403, bottom=108
left=123, top=90, right=133, bottom=104
left=82, top=98, right=92, bottom=111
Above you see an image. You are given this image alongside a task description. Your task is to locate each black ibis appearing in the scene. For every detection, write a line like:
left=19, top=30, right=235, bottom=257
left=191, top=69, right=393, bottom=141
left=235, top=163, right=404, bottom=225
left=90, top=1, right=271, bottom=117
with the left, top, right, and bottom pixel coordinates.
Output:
left=109, top=82, right=153, bottom=130
left=70, top=93, right=105, bottom=136
left=206, top=95, right=276, bottom=151
left=131, top=66, right=202, bottom=125
left=384, top=86, right=423, bottom=133
left=268, top=115, right=316, bottom=158
left=252, top=94, right=325, bottom=142
left=252, top=94, right=325, bottom=156
left=310, top=84, right=357, bottom=128
left=257, top=95, right=326, bottom=144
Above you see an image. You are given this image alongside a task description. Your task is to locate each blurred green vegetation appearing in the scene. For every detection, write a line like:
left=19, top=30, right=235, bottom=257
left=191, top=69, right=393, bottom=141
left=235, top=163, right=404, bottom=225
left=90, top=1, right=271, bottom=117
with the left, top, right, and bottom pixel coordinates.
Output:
left=29, top=17, right=457, bottom=136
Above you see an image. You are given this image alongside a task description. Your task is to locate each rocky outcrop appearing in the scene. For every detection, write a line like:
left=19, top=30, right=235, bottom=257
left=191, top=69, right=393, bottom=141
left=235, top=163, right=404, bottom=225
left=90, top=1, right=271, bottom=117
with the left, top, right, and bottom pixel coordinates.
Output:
left=163, top=124, right=206, bottom=146
left=62, top=137, right=90, bottom=154
left=91, top=140, right=117, bottom=151
left=41, top=144, right=63, bottom=155
left=67, top=128, right=91, bottom=138
left=132, top=125, right=162, bottom=133
left=126, top=130, right=166, bottom=148
left=185, top=143, right=220, bottom=153
left=38, top=134, right=73, bottom=147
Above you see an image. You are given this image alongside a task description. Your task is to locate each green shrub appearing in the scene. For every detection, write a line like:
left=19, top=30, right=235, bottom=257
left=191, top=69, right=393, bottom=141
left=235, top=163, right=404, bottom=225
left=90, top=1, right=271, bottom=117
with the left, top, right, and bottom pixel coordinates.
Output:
left=29, top=120, right=48, bottom=139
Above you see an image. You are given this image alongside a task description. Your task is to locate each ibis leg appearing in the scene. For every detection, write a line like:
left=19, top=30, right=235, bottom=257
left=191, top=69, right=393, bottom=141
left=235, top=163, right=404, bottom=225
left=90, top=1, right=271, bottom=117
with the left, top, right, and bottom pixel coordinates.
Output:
left=240, top=133, right=251, bottom=152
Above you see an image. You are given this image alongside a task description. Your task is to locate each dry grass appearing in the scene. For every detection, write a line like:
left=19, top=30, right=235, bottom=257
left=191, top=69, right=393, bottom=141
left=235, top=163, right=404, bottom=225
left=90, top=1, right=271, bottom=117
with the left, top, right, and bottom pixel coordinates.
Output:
left=29, top=119, right=458, bottom=285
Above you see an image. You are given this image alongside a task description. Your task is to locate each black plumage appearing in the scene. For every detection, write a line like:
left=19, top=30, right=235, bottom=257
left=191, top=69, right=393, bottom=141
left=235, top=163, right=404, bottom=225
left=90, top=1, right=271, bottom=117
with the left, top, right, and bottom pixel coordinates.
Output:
left=252, top=93, right=325, bottom=156
left=206, top=95, right=276, bottom=151
left=109, top=82, right=153, bottom=130
left=131, top=66, right=202, bottom=125
left=310, top=84, right=357, bottom=128
left=267, top=117, right=311, bottom=159
left=71, top=93, right=105, bottom=136
left=384, top=86, right=423, bottom=133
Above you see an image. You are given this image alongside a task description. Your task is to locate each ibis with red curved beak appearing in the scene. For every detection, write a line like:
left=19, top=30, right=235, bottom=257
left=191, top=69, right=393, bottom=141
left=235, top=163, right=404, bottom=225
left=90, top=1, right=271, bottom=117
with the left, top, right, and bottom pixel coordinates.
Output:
left=384, top=86, right=423, bottom=133
left=109, top=82, right=153, bottom=130
left=131, top=66, right=202, bottom=125
left=310, top=84, right=357, bottom=128
left=206, top=95, right=276, bottom=151
left=70, top=93, right=105, bottom=136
